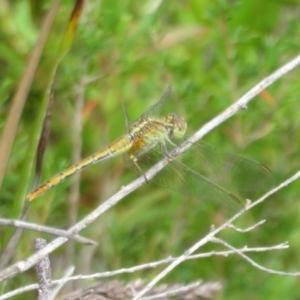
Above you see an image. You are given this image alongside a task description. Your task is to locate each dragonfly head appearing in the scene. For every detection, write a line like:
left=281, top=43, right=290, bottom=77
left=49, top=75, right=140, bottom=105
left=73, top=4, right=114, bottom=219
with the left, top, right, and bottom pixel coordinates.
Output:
left=164, top=114, right=187, bottom=140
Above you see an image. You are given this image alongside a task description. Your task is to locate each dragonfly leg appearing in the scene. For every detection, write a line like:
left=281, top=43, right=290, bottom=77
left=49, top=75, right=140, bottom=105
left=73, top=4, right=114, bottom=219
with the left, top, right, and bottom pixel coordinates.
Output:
left=121, top=101, right=131, bottom=130
left=161, top=140, right=179, bottom=161
left=133, top=159, right=149, bottom=183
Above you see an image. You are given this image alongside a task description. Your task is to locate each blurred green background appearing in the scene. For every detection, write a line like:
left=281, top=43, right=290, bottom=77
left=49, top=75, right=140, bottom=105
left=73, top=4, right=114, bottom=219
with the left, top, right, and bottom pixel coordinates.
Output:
left=1, top=0, right=300, bottom=299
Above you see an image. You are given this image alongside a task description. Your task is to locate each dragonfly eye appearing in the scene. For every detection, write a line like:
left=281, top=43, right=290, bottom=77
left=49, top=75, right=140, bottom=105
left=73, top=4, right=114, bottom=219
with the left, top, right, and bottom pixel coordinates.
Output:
left=165, top=114, right=187, bottom=139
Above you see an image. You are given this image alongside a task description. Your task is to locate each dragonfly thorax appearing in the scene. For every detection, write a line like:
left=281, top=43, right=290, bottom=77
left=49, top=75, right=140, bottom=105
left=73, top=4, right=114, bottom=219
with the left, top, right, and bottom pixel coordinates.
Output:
left=126, top=114, right=186, bottom=162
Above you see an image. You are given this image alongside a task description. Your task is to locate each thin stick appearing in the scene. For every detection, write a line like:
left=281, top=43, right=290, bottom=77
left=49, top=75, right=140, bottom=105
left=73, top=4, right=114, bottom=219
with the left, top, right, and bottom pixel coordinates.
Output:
left=0, top=52, right=300, bottom=283
left=34, top=239, right=52, bottom=300
left=0, top=217, right=96, bottom=245
left=132, top=170, right=300, bottom=299
left=0, top=243, right=288, bottom=299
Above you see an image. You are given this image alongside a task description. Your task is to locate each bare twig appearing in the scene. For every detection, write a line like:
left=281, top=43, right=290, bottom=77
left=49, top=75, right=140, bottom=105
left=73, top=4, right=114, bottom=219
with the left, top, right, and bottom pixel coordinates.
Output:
left=0, top=243, right=288, bottom=299
left=49, top=266, right=75, bottom=300
left=0, top=52, right=300, bottom=284
left=34, top=239, right=52, bottom=300
left=0, top=206, right=29, bottom=270
left=211, top=237, right=298, bottom=276
left=228, top=220, right=266, bottom=232
left=0, top=217, right=96, bottom=245
left=132, top=170, right=300, bottom=299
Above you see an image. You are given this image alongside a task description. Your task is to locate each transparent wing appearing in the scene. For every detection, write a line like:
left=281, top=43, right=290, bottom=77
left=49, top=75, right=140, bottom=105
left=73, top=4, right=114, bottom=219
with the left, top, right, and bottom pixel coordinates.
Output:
left=124, top=141, right=274, bottom=211
left=140, top=85, right=173, bottom=118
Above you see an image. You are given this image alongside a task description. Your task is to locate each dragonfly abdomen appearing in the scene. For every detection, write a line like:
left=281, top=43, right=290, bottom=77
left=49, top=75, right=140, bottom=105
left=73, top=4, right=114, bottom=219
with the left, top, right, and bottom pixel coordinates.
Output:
left=27, top=136, right=132, bottom=201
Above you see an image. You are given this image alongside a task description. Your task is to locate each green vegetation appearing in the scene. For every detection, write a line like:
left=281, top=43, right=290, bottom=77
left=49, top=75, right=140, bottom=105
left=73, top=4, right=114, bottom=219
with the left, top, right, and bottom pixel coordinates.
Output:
left=1, top=0, right=300, bottom=299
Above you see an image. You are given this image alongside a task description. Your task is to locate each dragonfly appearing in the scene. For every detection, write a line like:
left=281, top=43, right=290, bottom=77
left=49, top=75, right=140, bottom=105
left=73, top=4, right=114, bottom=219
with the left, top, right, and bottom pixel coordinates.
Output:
left=27, top=86, right=274, bottom=208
